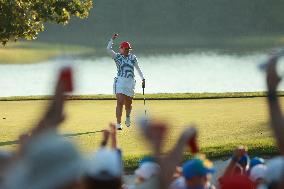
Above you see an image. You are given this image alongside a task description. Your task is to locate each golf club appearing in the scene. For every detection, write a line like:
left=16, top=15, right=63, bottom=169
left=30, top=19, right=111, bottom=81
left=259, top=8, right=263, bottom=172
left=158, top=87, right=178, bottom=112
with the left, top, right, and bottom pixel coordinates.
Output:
left=142, top=82, right=147, bottom=116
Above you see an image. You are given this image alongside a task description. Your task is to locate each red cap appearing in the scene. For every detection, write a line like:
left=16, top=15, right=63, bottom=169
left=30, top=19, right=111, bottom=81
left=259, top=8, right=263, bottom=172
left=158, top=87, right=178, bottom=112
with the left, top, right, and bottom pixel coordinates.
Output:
left=120, top=41, right=132, bottom=49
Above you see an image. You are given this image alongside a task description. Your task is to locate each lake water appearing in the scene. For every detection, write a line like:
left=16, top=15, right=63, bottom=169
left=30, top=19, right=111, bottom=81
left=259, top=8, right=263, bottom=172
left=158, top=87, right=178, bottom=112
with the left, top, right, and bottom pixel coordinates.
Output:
left=0, top=52, right=284, bottom=97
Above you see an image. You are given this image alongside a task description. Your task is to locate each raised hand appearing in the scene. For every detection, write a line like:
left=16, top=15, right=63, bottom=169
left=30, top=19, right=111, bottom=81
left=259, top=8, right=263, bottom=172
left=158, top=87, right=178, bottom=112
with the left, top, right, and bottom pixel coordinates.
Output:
left=31, top=67, right=73, bottom=135
left=112, top=33, right=119, bottom=40
left=139, top=118, right=167, bottom=155
left=266, top=51, right=284, bottom=155
left=160, top=126, right=197, bottom=189
left=101, top=130, right=110, bottom=147
left=266, top=56, right=281, bottom=92
left=109, top=123, right=117, bottom=149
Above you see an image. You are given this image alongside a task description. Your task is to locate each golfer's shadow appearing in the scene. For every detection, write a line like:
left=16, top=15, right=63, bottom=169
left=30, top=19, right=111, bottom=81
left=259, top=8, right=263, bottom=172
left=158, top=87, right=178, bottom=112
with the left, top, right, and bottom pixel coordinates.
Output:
left=0, top=130, right=104, bottom=147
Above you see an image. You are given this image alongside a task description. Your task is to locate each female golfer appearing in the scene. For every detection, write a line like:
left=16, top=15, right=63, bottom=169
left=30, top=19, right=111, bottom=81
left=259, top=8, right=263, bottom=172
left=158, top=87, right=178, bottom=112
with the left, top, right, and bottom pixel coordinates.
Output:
left=107, top=34, right=145, bottom=130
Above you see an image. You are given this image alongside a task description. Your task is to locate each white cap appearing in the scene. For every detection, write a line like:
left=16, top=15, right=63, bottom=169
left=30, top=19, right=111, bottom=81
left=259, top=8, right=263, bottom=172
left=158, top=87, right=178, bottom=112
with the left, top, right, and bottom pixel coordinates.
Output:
left=264, top=156, right=284, bottom=183
left=87, top=148, right=122, bottom=180
left=134, top=162, right=160, bottom=180
left=4, top=130, right=84, bottom=189
left=249, top=164, right=267, bottom=182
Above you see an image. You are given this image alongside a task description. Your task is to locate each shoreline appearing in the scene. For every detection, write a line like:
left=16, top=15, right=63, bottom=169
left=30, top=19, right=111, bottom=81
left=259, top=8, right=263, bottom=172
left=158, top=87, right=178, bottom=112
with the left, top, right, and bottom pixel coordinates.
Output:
left=1, top=91, right=284, bottom=101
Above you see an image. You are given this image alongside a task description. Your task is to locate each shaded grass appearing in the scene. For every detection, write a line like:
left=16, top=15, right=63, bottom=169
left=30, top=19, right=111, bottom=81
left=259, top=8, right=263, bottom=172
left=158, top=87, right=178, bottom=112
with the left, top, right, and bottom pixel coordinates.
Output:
left=1, top=34, right=284, bottom=64
left=0, top=97, right=282, bottom=170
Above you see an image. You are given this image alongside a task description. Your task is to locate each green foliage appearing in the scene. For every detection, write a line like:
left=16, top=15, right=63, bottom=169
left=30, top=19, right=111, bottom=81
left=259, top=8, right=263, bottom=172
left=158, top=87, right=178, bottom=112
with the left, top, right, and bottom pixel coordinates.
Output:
left=0, top=0, right=93, bottom=45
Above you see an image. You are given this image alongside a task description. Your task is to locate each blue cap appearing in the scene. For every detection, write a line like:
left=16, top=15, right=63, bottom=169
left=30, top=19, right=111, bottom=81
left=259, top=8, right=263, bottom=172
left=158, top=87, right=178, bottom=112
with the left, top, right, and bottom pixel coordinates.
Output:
left=182, top=158, right=215, bottom=180
left=250, top=157, right=265, bottom=168
left=139, top=156, right=155, bottom=166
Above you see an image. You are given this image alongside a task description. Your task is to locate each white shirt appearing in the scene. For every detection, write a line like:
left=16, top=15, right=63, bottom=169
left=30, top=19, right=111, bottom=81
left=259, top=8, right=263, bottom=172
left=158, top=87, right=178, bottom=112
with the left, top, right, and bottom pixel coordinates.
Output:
left=107, top=39, right=145, bottom=80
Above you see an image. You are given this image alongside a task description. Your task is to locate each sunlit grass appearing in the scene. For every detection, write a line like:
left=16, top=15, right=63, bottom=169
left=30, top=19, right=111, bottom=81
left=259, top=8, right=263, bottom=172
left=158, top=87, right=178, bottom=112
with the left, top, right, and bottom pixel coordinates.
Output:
left=0, top=97, right=281, bottom=169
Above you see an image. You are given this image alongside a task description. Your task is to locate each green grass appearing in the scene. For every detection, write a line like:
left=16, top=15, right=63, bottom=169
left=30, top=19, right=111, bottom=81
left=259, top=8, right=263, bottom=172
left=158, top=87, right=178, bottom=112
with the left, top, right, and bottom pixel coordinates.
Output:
left=0, top=97, right=281, bottom=170
left=0, top=41, right=94, bottom=64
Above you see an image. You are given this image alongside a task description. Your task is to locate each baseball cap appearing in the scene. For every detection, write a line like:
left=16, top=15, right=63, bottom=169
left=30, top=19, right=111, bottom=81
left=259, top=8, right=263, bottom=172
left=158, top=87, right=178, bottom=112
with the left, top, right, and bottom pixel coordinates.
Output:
left=5, top=130, right=84, bottom=189
left=182, top=157, right=215, bottom=180
left=263, top=156, right=284, bottom=183
left=134, top=161, right=160, bottom=180
left=250, top=157, right=265, bottom=169
left=120, top=41, right=132, bottom=49
left=249, top=164, right=267, bottom=182
left=86, top=148, right=122, bottom=181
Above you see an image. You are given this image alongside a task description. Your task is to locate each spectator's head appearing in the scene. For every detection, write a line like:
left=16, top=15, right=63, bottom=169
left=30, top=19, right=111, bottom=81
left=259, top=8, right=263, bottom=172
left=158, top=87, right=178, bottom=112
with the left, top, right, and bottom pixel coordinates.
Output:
left=249, top=164, right=267, bottom=185
left=250, top=157, right=265, bottom=169
left=4, top=130, right=84, bottom=189
left=258, top=156, right=284, bottom=189
left=134, top=161, right=160, bottom=184
left=182, top=156, right=215, bottom=188
left=85, top=148, right=122, bottom=189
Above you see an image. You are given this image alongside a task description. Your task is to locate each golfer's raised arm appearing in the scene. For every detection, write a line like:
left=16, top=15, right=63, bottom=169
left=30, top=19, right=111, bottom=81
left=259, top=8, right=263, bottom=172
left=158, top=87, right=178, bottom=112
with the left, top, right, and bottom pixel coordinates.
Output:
left=106, top=38, right=116, bottom=59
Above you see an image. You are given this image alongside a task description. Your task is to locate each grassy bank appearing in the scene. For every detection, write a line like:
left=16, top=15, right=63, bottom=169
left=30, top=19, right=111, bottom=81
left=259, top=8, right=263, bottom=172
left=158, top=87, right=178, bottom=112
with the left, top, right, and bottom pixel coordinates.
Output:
left=1, top=34, right=284, bottom=64
left=0, top=97, right=281, bottom=170
left=0, top=42, right=94, bottom=64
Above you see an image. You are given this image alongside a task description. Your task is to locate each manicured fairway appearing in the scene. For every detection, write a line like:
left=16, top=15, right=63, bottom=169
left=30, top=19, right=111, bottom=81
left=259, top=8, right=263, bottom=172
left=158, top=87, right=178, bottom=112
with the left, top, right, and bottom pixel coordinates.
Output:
left=0, top=97, right=280, bottom=166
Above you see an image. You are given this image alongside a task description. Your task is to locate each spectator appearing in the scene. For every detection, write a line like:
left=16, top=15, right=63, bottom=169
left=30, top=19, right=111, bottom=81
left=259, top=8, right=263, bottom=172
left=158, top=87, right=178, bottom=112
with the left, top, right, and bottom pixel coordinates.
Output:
left=220, top=146, right=249, bottom=180
left=85, top=147, right=123, bottom=189
left=258, top=157, right=284, bottom=189
left=84, top=123, right=123, bottom=189
left=238, top=154, right=250, bottom=173
left=171, top=156, right=216, bottom=189
left=250, top=157, right=265, bottom=170
left=249, top=164, right=267, bottom=185
left=220, top=175, right=256, bottom=189
left=137, top=117, right=215, bottom=189
left=124, top=161, right=160, bottom=189
left=4, top=130, right=85, bottom=189
left=265, top=50, right=284, bottom=189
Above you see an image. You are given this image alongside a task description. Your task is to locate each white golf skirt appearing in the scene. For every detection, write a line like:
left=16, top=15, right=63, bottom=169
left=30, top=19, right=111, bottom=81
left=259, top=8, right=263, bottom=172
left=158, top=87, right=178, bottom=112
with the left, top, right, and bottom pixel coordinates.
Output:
left=113, top=77, right=136, bottom=97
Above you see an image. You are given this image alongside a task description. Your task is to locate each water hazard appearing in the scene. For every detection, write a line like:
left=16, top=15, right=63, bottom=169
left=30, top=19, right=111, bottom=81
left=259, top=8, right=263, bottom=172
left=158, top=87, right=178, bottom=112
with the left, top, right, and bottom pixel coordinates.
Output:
left=0, top=52, right=283, bottom=97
